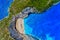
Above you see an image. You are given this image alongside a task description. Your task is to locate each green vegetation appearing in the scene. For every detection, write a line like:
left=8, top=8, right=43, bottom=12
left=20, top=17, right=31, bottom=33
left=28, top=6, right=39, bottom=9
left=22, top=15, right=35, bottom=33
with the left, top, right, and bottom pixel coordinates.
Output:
left=10, top=0, right=51, bottom=14
left=0, top=0, right=60, bottom=40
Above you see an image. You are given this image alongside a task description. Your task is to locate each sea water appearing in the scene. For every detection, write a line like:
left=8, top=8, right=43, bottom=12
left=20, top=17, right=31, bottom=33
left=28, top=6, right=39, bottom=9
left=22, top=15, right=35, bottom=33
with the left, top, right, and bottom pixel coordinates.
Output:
left=0, top=0, right=13, bottom=20
left=24, top=3, right=60, bottom=40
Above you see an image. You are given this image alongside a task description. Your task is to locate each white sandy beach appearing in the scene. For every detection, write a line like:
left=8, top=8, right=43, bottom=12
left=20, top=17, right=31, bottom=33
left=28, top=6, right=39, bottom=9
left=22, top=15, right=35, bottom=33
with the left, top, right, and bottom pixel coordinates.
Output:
left=16, top=18, right=24, bottom=34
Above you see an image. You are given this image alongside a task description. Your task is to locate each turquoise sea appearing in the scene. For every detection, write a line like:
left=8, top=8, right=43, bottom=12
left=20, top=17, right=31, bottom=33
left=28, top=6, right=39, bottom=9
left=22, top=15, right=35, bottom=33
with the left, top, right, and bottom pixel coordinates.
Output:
left=0, top=0, right=60, bottom=40
left=0, top=0, right=13, bottom=20
left=24, top=2, right=60, bottom=40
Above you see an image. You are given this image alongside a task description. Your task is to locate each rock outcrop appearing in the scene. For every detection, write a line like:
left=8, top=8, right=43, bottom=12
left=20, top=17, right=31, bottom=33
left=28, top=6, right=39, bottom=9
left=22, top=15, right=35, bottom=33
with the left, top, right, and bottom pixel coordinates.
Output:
left=9, top=7, right=39, bottom=40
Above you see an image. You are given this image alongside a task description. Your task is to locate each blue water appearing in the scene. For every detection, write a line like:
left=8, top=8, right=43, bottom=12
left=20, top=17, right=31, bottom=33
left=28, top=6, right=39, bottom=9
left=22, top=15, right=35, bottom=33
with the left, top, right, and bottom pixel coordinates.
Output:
left=24, top=3, right=60, bottom=40
left=0, top=0, right=13, bottom=20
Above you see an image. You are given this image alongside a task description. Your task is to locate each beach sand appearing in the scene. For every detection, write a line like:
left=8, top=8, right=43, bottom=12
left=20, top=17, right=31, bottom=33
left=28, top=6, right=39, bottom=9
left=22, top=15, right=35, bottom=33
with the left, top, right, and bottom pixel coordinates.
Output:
left=16, top=18, right=24, bottom=34
left=16, top=18, right=34, bottom=40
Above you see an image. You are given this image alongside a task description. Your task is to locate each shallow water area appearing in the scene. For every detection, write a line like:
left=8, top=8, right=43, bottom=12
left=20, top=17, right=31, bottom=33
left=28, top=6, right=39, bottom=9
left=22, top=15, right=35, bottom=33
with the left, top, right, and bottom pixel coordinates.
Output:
left=24, top=3, right=60, bottom=40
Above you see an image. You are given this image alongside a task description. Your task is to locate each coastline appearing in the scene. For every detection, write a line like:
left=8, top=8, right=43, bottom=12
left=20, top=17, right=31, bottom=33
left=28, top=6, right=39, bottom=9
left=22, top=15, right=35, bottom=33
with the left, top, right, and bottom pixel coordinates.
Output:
left=16, top=18, right=24, bottom=34
left=0, top=0, right=60, bottom=40
left=0, top=0, right=13, bottom=21
left=24, top=18, right=33, bottom=35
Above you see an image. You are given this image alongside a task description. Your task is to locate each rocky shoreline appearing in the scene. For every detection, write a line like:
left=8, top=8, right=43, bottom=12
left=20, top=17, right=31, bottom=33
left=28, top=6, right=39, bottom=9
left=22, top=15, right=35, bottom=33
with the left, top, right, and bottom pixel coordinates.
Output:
left=9, top=7, right=39, bottom=40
